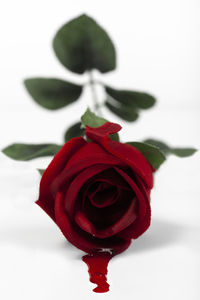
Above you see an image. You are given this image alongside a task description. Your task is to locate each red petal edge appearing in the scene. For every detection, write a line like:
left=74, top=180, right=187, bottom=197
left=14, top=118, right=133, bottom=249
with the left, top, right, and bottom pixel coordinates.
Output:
left=85, top=122, right=121, bottom=143
left=36, top=137, right=87, bottom=220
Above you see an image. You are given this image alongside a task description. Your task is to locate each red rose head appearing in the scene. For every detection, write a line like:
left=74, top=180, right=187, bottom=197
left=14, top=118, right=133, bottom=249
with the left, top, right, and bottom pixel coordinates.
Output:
left=36, top=122, right=154, bottom=255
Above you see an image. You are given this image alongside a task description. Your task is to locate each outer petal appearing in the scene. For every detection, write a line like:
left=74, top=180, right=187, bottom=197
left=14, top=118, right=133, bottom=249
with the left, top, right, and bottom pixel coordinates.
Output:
left=115, top=172, right=151, bottom=240
left=119, top=203, right=151, bottom=240
left=36, top=137, right=87, bottom=220
left=105, top=140, right=153, bottom=189
left=64, top=142, right=121, bottom=169
left=85, top=123, right=153, bottom=189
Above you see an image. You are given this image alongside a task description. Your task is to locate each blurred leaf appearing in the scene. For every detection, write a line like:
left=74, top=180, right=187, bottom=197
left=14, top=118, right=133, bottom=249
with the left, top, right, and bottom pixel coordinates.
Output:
left=64, top=122, right=85, bottom=142
left=105, top=86, right=156, bottom=109
left=38, top=169, right=45, bottom=176
left=105, top=100, right=139, bottom=122
left=171, top=148, right=197, bottom=157
left=81, top=108, right=107, bottom=128
left=2, top=143, right=62, bottom=161
left=81, top=108, right=119, bottom=141
left=144, top=139, right=170, bottom=155
left=144, top=139, right=197, bottom=157
left=126, top=142, right=166, bottom=170
left=53, top=14, right=116, bottom=74
left=24, top=78, right=82, bottom=110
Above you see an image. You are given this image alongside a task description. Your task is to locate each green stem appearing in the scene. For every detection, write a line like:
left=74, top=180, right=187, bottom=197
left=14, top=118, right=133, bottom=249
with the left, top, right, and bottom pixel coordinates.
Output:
left=88, top=71, right=102, bottom=115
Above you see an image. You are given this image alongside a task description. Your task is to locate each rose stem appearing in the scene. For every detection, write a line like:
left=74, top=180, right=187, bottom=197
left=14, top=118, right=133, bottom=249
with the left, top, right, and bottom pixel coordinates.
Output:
left=88, top=71, right=103, bottom=116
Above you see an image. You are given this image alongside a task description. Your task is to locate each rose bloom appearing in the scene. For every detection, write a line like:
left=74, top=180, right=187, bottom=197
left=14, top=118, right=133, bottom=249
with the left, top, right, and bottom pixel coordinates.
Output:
left=37, top=122, right=154, bottom=254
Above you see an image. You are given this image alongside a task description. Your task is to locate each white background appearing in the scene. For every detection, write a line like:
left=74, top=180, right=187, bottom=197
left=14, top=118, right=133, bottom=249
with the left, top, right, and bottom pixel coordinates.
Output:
left=0, top=1, right=200, bottom=299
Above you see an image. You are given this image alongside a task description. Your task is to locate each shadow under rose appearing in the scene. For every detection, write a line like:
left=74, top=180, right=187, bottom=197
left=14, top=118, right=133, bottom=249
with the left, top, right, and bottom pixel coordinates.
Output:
left=123, top=217, right=186, bottom=257
left=0, top=223, right=81, bottom=258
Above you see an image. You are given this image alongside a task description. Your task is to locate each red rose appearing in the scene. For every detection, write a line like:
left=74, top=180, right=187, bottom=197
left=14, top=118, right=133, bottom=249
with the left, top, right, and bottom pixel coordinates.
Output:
left=37, top=122, right=154, bottom=254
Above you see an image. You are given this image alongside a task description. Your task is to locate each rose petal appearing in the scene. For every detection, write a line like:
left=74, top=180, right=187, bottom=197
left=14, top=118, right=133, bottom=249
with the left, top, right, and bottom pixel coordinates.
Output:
left=85, top=122, right=121, bottom=142
left=64, top=165, right=110, bottom=218
left=115, top=173, right=151, bottom=240
left=64, top=141, right=121, bottom=169
left=82, top=188, right=133, bottom=229
left=75, top=197, right=137, bottom=238
left=88, top=183, right=118, bottom=208
left=55, top=192, right=102, bottom=251
left=86, top=168, right=131, bottom=191
left=51, top=153, right=123, bottom=197
left=119, top=201, right=151, bottom=240
left=37, top=137, right=86, bottom=220
left=55, top=192, right=132, bottom=254
left=114, top=167, right=147, bottom=219
left=85, top=168, right=131, bottom=208
left=134, top=174, right=151, bottom=201
left=85, top=123, right=153, bottom=189
left=106, top=141, right=153, bottom=189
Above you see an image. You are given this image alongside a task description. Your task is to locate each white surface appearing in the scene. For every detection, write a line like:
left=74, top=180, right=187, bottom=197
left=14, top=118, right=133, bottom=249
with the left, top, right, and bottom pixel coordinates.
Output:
left=0, top=1, right=200, bottom=299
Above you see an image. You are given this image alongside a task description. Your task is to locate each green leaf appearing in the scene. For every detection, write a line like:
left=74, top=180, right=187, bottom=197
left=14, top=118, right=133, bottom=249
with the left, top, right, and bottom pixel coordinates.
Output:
left=144, top=139, right=170, bottom=155
left=171, top=148, right=197, bottom=157
left=38, top=169, right=45, bottom=176
left=105, top=100, right=139, bottom=122
left=105, top=86, right=156, bottom=109
left=144, top=139, right=197, bottom=157
left=53, top=14, right=116, bottom=74
left=24, top=78, right=82, bottom=110
left=81, top=108, right=119, bottom=141
left=81, top=108, right=107, bottom=128
left=2, top=143, right=62, bottom=161
left=126, top=142, right=166, bottom=170
left=64, top=122, right=85, bottom=142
